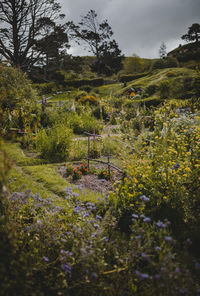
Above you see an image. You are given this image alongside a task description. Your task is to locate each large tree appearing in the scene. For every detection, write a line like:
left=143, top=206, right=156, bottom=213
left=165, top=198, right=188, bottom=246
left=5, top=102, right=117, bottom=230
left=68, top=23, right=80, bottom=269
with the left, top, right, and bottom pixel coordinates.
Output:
left=0, top=0, right=67, bottom=71
left=68, top=10, right=124, bottom=75
left=182, top=23, right=200, bottom=45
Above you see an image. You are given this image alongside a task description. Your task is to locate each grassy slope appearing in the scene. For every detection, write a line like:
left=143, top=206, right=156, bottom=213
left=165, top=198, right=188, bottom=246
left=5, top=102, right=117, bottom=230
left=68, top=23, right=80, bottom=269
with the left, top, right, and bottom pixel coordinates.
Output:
left=1, top=142, right=101, bottom=204
left=95, top=67, right=198, bottom=100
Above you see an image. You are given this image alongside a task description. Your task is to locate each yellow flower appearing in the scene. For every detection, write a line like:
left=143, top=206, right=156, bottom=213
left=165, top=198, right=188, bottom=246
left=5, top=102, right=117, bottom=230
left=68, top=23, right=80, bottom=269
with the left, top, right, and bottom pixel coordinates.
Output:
left=130, top=204, right=134, bottom=207
left=138, top=184, right=143, bottom=189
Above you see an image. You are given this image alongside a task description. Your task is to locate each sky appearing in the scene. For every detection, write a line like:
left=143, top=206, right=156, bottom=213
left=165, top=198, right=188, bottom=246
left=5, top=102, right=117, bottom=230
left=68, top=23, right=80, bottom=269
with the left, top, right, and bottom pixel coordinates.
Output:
left=59, top=0, right=200, bottom=58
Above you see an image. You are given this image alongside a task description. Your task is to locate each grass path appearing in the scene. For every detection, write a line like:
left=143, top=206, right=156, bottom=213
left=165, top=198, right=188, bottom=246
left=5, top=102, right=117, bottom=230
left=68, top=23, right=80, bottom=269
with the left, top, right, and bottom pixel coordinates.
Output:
left=1, top=141, right=102, bottom=205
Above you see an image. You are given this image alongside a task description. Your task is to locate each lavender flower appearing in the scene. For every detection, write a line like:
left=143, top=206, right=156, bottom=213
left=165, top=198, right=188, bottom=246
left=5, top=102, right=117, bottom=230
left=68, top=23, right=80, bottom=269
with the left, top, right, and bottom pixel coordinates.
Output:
left=140, top=195, right=150, bottom=202
left=165, top=236, right=173, bottom=243
left=62, top=262, right=72, bottom=275
left=156, top=221, right=166, bottom=228
left=43, top=256, right=49, bottom=262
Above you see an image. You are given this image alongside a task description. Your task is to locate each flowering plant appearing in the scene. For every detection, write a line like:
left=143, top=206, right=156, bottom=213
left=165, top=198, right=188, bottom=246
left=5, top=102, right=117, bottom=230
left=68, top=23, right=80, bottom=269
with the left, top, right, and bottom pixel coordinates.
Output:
left=80, top=163, right=88, bottom=175
left=72, top=167, right=82, bottom=180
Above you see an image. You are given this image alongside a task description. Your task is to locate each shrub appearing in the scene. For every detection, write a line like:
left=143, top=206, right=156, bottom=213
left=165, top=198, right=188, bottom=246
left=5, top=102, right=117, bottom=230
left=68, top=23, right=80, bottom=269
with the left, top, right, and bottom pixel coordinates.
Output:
left=65, top=164, right=74, bottom=176
left=145, top=84, right=158, bottom=96
left=72, top=167, right=82, bottom=180
left=159, top=80, right=171, bottom=99
left=79, top=85, right=92, bottom=93
left=98, top=168, right=112, bottom=180
left=80, top=163, right=88, bottom=175
left=36, top=124, right=73, bottom=162
left=0, top=64, right=37, bottom=110
left=78, top=95, right=99, bottom=105
left=33, top=82, right=57, bottom=95
left=152, top=57, right=178, bottom=70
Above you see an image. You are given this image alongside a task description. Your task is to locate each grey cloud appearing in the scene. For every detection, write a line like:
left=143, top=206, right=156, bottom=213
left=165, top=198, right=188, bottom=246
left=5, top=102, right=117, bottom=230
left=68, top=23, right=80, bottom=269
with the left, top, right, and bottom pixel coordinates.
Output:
left=60, top=0, right=200, bottom=58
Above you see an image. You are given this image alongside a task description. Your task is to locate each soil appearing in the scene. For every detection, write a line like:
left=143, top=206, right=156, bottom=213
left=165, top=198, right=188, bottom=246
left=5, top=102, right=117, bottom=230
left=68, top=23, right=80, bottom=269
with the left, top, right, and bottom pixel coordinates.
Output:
left=59, top=162, right=122, bottom=195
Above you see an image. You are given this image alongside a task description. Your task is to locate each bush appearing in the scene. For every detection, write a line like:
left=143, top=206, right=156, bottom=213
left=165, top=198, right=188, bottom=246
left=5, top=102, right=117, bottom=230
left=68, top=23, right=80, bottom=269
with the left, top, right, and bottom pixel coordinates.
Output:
left=33, top=82, right=57, bottom=95
left=159, top=80, right=171, bottom=99
left=0, top=64, right=37, bottom=110
left=98, top=168, right=112, bottom=180
left=79, top=85, right=92, bottom=93
left=145, top=84, right=158, bottom=96
left=78, top=95, right=99, bottom=105
left=152, top=57, right=178, bottom=70
left=36, top=124, right=73, bottom=162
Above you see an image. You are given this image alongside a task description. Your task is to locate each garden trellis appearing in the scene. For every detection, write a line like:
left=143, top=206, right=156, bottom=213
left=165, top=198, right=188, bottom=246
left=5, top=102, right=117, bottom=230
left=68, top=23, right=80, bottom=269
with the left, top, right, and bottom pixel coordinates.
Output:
left=84, top=131, right=122, bottom=175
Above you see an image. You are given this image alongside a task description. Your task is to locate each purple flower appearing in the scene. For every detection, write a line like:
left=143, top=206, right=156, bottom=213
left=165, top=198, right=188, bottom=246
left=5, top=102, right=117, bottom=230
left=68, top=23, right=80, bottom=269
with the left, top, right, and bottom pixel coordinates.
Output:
left=62, top=262, right=72, bottom=275
left=140, top=195, right=150, bottom=202
left=141, top=253, right=149, bottom=260
left=156, top=221, right=166, bottom=228
left=165, top=236, right=173, bottom=243
left=172, top=163, right=180, bottom=170
left=93, top=223, right=99, bottom=229
left=132, top=214, right=139, bottom=219
left=155, top=246, right=162, bottom=251
left=175, top=267, right=180, bottom=273
left=43, top=256, right=49, bottom=262
left=91, top=272, right=97, bottom=278
left=195, top=261, right=200, bottom=270
left=143, top=217, right=151, bottom=223
left=96, top=215, right=102, bottom=220
left=136, top=270, right=149, bottom=280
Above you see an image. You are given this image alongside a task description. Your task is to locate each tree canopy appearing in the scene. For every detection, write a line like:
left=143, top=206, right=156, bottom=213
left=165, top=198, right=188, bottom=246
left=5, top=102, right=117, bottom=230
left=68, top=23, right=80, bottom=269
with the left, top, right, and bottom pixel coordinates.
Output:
left=0, top=0, right=68, bottom=71
left=68, top=10, right=124, bottom=75
left=182, top=23, right=200, bottom=45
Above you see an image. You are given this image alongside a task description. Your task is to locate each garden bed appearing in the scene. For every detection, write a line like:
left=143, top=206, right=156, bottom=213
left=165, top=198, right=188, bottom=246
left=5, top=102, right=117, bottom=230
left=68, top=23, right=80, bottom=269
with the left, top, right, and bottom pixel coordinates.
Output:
left=59, top=162, right=121, bottom=195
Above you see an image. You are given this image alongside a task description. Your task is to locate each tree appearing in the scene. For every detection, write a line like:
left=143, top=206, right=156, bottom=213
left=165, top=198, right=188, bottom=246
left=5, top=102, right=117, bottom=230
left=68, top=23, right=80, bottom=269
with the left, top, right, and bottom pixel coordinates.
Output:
left=182, top=23, right=200, bottom=45
left=122, top=54, right=144, bottom=74
left=68, top=10, right=123, bottom=75
left=34, top=21, right=69, bottom=79
left=159, top=42, right=167, bottom=59
left=0, top=0, right=66, bottom=71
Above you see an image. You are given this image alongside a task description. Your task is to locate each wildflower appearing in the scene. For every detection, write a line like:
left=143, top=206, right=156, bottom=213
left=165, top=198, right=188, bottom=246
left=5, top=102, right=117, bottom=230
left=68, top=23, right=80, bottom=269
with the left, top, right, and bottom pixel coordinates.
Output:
left=156, top=221, right=166, bottom=228
left=155, top=246, right=162, bottom=251
left=141, top=253, right=149, bottom=260
left=172, top=163, right=180, bottom=170
left=43, top=256, right=49, bottom=262
left=194, top=261, right=200, bottom=270
left=140, top=195, right=150, bottom=202
left=143, top=217, right=151, bottom=223
left=91, top=272, right=97, bottom=278
left=62, top=262, right=72, bottom=275
left=165, top=236, right=173, bottom=243
left=132, top=214, right=139, bottom=219
left=136, top=270, right=149, bottom=280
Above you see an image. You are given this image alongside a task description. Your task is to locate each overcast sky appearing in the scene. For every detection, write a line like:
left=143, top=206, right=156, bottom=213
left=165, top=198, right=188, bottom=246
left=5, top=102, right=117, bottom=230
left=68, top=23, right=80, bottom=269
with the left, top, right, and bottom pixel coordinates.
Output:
left=59, top=0, right=200, bottom=58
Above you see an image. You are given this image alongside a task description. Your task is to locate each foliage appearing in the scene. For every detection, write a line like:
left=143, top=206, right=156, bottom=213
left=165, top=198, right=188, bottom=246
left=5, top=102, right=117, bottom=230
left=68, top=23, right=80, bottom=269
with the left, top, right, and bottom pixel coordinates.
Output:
left=0, top=65, right=37, bottom=110
left=33, top=82, right=57, bottom=95
left=68, top=10, right=123, bottom=75
left=72, top=167, right=83, bottom=180
left=0, top=186, right=198, bottom=295
left=0, top=0, right=65, bottom=71
left=182, top=23, right=200, bottom=45
left=36, top=124, right=73, bottom=162
left=152, top=57, right=179, bottom=70
left=98, top=168, right=112, bottom=180
left=78, top=95, right=99, bottom=105
left=159, top=80, right=171, bottom=99
left=159, top=42, right=167, bottom=59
